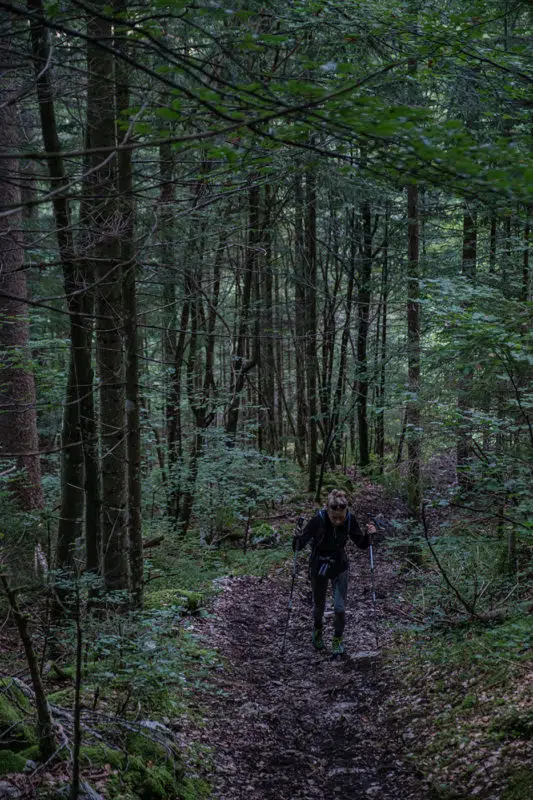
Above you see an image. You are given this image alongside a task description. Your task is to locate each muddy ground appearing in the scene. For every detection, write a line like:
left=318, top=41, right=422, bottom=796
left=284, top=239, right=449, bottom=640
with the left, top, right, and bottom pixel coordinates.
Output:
left=181, top=510, right=432, bottom=800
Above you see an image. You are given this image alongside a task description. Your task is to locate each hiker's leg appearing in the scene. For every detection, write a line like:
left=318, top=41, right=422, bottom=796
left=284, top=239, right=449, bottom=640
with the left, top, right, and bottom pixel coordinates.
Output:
left=332, top=569, right=349, bottom=637
left=311, top=574, right=328, bottom=631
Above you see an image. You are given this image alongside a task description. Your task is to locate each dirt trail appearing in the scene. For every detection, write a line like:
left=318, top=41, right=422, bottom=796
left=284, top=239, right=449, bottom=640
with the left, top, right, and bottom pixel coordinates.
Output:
left=182, top=529, right=431, bottom=800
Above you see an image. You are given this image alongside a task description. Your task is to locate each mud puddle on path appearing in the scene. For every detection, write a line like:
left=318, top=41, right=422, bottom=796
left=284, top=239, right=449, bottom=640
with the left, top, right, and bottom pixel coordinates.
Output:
left=181, top=551, right=429, bottom=800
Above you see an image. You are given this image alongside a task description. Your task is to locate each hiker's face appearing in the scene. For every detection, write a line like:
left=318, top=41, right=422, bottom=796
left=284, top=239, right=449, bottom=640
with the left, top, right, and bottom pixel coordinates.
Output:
left=327, top=502, right=347, bottom=526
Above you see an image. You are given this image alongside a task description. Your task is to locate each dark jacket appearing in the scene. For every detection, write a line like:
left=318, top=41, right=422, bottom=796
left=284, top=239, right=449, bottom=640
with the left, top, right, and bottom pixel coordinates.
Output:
left=294, top=509, right=369, bottom=577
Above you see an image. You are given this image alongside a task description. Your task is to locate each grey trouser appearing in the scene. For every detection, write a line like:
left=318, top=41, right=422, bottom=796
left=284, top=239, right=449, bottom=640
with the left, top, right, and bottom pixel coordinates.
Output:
left=311, top=569, right=349, bottom=637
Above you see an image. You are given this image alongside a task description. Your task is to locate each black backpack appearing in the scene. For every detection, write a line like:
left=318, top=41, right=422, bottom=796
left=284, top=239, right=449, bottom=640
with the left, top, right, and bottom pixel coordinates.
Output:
left=309, top=509, right=351, bottom=579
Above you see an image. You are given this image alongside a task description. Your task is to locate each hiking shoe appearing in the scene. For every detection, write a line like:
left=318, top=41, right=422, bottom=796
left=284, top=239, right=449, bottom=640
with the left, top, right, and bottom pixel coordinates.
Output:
left=312, top=629, right=325, bottom=650
left=332, top=636, right=345, bottom=656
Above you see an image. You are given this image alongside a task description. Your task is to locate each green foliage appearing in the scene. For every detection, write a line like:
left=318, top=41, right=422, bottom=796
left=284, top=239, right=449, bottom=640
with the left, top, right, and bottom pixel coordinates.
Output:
left=144, top=588, right=204, bottom=614
left=179, top=777, right=212, bottom=800
left=503, top=770, right=533, bottom=800
left=0, top=749, right=28, bottom=776
left=490, top=709, right=533, bottom=741
left=193, top=428, right=290, bottom=543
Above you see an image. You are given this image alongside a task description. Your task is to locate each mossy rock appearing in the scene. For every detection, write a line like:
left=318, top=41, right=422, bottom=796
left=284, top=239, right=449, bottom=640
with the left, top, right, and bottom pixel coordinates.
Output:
left=503, top=769, right=533, bottom=800
left=321, top=472, right=355, bottom=496
left=0, top=680, right=36, bottom=750
left=0, top=748, right=28, bottom=777
left=19, top=745, right=39, bottom=761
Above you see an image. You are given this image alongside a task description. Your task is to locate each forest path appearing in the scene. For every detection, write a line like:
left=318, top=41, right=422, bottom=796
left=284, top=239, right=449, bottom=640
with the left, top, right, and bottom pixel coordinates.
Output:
left=182, top=504, right=430, bottom=799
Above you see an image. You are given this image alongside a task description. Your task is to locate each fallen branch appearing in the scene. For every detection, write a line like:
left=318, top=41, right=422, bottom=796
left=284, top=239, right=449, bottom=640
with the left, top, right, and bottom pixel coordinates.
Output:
left=142, top=535, right=165, bottom=549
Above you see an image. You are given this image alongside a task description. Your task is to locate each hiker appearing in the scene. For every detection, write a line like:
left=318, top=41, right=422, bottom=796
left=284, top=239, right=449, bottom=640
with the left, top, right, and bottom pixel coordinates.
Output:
left=293, top=489, right=376, bottom=655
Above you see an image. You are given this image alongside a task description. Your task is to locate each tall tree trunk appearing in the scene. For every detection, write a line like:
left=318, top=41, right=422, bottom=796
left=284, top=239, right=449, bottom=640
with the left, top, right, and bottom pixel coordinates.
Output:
left=29, top=0, right=88, bottom=570
left=225, top=185, right=259, bottom=440
left=159, top=138, right=178, bottom=514
left=522, top=211, right=530, bottom=302
left=115, top=2, right=142, bottom=606
left=330, top=208, right=357, bottom=467
left=457, top=206, right=477, bottom=487
left=376, top=204, right=389, bottom=474
left=407, top=185, right=421, bottom=519
left=0, top=20, right=43, bottom=511
left=293, top=173, right=307, bottom=466
left=357, top=199, right=372, bottom=469
left=305, top=171, right=318, bottom=493
left=260, top=185, right=278, bottom=454
left=86, top=6, right=128, bottom=591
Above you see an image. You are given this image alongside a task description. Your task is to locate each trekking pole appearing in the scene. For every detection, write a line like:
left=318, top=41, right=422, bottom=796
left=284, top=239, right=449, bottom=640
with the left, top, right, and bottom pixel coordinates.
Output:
left=367, top=526, right=379, bottom=650
left=280, top=516, right=304, bottom=656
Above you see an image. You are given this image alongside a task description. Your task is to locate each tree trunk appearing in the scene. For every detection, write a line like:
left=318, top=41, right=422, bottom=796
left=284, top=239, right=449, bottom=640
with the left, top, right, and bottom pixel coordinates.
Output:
left=86, top=6, right=128, bottom=591
left=357, top=200, right=372, bottom=469
left=305, top=171, right=318, bottom=493
left=376, top=204, right=389, bottom=473
left=457, top=206, right=477, bottom=487
left=407, top=184, right=421, bottom=519
left=259, top=185, right=278, bottom=454
left=293, top=173, right=308, bottom=466
left=226, top=185, right=259, bottom=440
left=115, top=3, right=143, bottom=606
left=0, top=21, right=43, bottom=511
left=29, top=0, right=88, bottom=569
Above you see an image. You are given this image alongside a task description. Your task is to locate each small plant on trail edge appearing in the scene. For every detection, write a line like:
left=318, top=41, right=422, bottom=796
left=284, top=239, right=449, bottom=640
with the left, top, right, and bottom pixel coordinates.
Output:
left=193, top=428, right=290, bottom=543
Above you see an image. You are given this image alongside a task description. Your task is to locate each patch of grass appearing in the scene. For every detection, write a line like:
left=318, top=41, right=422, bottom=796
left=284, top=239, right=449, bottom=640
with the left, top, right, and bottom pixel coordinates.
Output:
left=503, top=769, right=533, bottom=800
left=405, top=614, right=533, bottom=673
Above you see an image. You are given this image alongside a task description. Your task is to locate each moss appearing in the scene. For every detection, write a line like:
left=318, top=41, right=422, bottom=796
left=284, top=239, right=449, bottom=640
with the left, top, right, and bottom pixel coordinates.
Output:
left=0, top=749, right=28, bottom=776
left=179, top=777, right=212, bottom=799
left=19, top=745, right=40, bottom=761
left=126, top=733, right=169, bottom=762
left=80, top=744, right=123, bottom=770
left=136, top=764, right=178, bottom=799
left=48, top=688, right=74, bottom=705
left=503, top=769, right=533, bottom=800
left=321, top=472, right=355, bottom=496
left=108, top=753, right=182, bottom=800
left=0, top=681, right=36, bottom=750
left=145, top=588, right=203, bottom=613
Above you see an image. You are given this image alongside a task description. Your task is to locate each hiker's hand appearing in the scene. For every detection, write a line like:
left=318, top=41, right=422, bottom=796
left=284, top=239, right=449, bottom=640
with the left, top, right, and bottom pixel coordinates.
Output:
left=367, top=524, right=377, bottom=535
left=292, top=535, right=303, bottom=552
